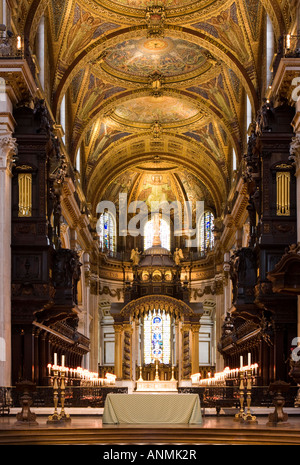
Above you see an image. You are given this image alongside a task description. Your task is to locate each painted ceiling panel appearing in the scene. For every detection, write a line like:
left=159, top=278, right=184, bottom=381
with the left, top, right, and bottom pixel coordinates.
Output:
left=17, top=0, right=289, bottom=215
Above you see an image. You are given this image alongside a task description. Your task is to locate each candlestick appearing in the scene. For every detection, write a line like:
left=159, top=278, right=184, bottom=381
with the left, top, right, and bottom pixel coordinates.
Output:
left=138, top=366, right=143, bottom=382
left=243, top=369, right=257, bottom=423
left=47, top=365, right=61, bottom=423
left=59, top=369, right=71, bottom=422
left=234, top=369, right=245, bottom=422
left=171, top=365, right=175, bottom=381
left=155, top=358, right=159, bottom=381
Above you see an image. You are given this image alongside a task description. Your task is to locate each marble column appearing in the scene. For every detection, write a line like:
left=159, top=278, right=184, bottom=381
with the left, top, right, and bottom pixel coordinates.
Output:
left=0, top=132, right=17, bottom=387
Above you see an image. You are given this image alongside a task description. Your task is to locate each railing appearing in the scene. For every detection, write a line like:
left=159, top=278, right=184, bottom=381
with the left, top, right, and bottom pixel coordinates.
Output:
left=178, top=386, right=300, bottom=414
left=284, top=34, right=300, bottom=58
left=273, top=34, right=300, bottom=77
left=100, top=249, right=209, bottom=263
left=1, top=385, right=299, bottom=416
left=0, top=35, right=23, bottom=59
left=0, top=386, right=128, bottom=414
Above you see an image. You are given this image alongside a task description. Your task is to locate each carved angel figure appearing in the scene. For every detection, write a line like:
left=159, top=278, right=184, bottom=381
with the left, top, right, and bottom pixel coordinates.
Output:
left=173, top=247, right=184, bottom=265
left=130, top=248, right=141, bottom=266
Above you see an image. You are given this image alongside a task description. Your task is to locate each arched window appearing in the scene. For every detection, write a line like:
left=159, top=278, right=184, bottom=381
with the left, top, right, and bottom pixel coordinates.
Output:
left=98, top=212, right=116, bottom=253
left=143, top=309, right=171, bottom=364
left=199, top=211, right=215, bottom=252
left=144, top=217, right=170, bottom=250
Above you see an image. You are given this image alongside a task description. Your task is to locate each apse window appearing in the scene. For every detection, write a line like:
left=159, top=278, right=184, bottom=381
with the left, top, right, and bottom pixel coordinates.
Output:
left=144, top=310, right=171, bottom=365
left=98, top=212, right=116, bottom=253
left=199, top=210, right=215, bottom=252
left=144, top=217, right=170, bottom=250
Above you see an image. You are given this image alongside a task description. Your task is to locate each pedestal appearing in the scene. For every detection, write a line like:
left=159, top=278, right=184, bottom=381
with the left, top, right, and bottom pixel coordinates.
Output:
left=14, top=381, right=38, bottom=426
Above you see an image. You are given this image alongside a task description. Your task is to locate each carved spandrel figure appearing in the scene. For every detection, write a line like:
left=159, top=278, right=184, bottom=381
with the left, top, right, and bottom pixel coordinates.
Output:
left=52, top=249, right=82, bottom=291
left=33, top=98, right=51, bottom=135
left=130, top=248, right=141, bottom=266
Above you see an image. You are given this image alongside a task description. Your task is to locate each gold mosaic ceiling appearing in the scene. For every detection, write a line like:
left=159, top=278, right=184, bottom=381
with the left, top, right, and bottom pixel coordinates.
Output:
left=17, top=0, right=292, bottom=215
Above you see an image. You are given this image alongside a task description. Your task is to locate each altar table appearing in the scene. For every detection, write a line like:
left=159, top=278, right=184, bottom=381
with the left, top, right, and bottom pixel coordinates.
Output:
left=102, top=393, right=202, bottom=425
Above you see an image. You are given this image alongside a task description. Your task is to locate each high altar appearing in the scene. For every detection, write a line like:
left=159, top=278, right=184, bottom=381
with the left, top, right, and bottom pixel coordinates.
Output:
left=109, top=229, right=203, bottom=392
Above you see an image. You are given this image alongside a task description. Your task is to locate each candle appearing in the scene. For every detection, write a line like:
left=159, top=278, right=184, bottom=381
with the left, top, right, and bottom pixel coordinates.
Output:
left=54, top=353, right=57, bottom=366
left=240, top=356, right=243, bottom=369
left=248, top=353, right=251, bottom=367
left=62, top=355, right=65, bottom=368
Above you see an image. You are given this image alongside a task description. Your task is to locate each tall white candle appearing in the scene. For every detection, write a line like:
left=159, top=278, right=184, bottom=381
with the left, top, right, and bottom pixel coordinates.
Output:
left=240, top=356, right=243, bottom=369
left=248, top=353, right=251, bottom=367
left=62, top=355, right=65, bottom=368
left=54, top=353, right=57, bottom=366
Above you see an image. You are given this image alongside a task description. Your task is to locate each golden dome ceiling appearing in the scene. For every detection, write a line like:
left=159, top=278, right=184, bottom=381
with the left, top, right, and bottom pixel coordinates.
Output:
left=17, top=0, right=292, bottom=217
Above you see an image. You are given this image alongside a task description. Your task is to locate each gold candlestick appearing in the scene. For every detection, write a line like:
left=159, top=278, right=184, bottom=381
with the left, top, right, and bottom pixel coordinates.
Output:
left=47, top=367, right=61, bottom=423
left=243, top=369, right=257, bottom=423
left=138, top=366, right=143, bottom=382
left=170, top=365, right=175, bottom=381
left=59, top=369, right=71, bottom=422
left=155, top=358, right=159, bottom=381
left=234, top=369, right=245, bottom=422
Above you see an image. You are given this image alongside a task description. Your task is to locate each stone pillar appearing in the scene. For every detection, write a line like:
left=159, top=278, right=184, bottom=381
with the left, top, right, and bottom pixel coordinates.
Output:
left=114, top=324, right=123, bottom=380
left=0, top=132, right=17, bottom=387
left=191, top=324, right=200, bottom=375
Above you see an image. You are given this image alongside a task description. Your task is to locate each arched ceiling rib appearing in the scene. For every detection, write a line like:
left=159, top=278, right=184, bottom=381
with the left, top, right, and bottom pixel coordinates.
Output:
left=51, top=24, right=259, bottom=121
left=16, top=0, right=292, bottom=222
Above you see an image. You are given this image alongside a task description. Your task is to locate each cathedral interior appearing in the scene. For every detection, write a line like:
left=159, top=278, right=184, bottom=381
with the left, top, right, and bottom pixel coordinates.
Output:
left=1, top=0, right=300, bottom=447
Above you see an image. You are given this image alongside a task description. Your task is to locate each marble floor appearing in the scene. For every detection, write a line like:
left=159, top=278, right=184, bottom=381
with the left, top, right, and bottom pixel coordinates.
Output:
left=1, top=410, right=300, bottom=445
left=0, top=413, right=300, bottom=430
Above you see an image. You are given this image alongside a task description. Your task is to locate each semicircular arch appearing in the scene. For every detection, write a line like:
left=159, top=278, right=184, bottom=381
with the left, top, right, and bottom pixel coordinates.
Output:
left=52, top=24, right=259, bottom=121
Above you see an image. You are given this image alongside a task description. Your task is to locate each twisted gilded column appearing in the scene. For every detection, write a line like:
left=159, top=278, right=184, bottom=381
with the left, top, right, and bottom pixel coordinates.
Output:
left=0, top=133, right=17, bottom=387
left=181, top=324, right=191, bottom=379
left=123, top=323, right=133, bottom=380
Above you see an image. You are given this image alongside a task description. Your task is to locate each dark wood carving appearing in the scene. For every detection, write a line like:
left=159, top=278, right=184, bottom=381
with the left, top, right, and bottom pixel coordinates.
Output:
left=11, top=100, right=87, bottom=385
left=223, top=100, right=298, bottom=384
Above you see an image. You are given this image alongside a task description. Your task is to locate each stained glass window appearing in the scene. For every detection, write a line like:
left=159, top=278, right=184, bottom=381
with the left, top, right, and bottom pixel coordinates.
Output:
left=98, top=212, right=116, bottom=253
left=199, top=211, right=215, bottom=252
left=144, top=309, right=171, bottom=364
left=144, top=218, right=170, bottom=250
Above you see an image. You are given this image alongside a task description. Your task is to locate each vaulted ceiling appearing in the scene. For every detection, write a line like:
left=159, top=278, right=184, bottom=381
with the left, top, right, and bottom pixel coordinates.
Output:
left=15, top=0, right=292, bottom=218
